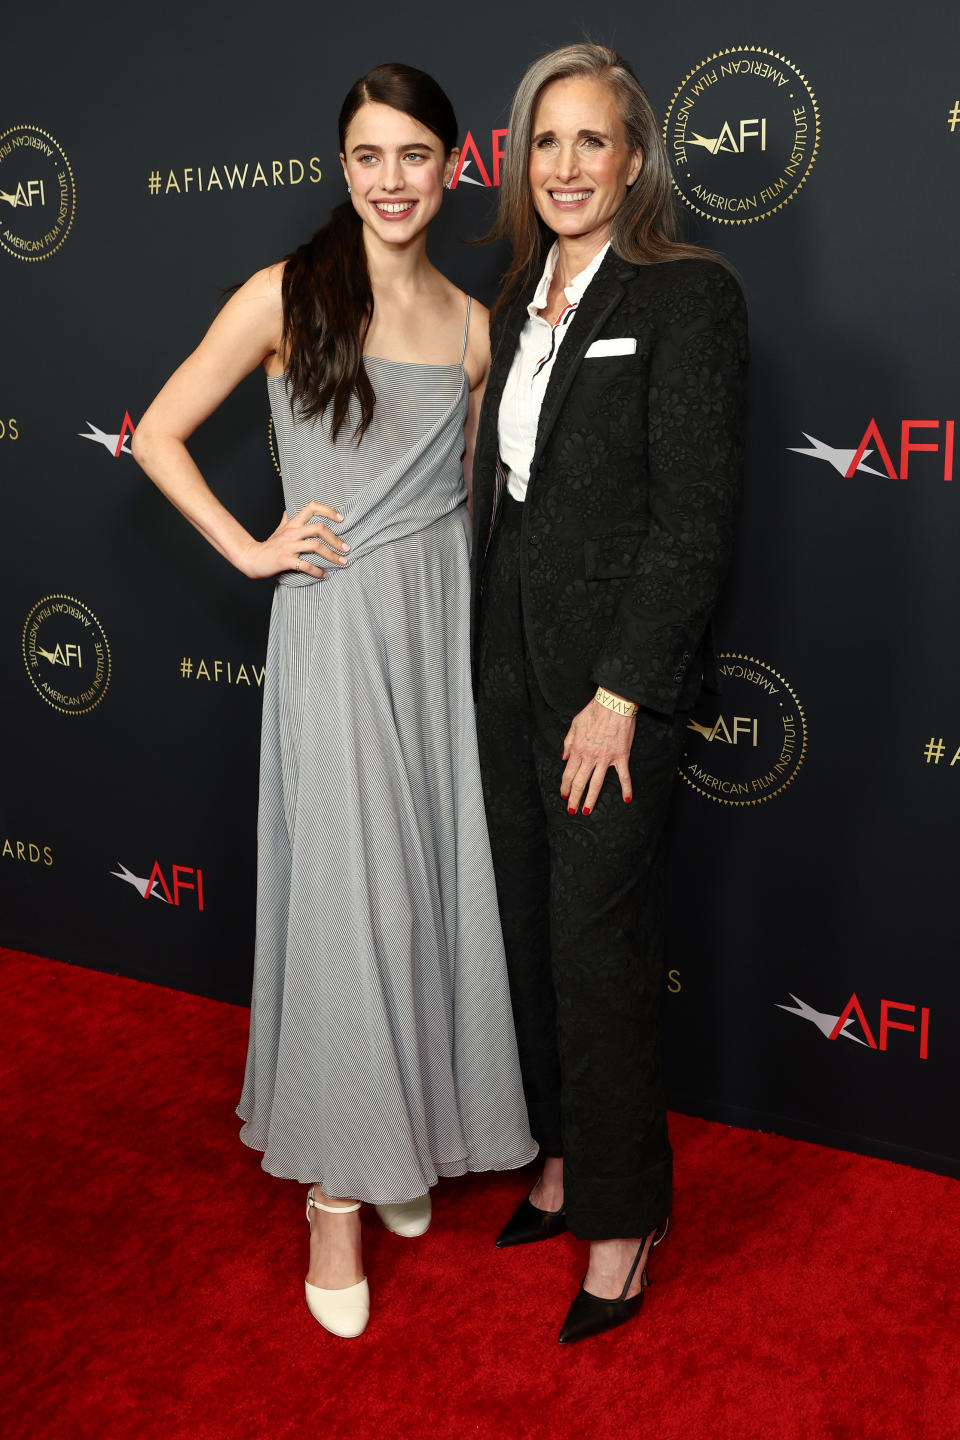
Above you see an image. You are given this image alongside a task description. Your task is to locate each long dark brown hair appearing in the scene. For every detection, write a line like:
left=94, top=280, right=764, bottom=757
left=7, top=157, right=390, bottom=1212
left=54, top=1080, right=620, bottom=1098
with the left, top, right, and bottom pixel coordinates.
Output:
left=281, top=63, right=458, bottom=443
left=488, top=43, right=718, bottom=319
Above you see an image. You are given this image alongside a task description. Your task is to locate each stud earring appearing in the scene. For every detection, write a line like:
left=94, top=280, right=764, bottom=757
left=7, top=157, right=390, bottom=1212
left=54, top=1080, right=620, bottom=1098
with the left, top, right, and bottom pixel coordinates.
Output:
left=347, top=184, right=352, bottom=193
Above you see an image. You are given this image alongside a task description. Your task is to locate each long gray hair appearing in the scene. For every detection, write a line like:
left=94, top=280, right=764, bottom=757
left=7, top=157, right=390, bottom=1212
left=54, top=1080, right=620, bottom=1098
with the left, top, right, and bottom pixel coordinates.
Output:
left=489, top=43, right=713, bottom=316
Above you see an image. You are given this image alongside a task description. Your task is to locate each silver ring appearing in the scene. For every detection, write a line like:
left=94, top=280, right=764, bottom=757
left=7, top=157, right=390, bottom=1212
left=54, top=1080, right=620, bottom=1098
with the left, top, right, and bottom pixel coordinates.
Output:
left=296, top=557, right=303, bottom=572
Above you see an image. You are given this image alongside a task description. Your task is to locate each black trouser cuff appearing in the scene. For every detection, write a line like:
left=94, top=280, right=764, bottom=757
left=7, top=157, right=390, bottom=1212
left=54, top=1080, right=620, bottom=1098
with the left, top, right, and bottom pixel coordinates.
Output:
left=563, top=1155, right=673, bottom=1241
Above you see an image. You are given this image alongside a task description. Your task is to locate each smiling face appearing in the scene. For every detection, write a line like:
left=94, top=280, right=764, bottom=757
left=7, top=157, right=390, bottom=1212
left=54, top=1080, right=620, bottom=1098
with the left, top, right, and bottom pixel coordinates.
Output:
left=340, top=101, right=457, bottom=244
left=528, top=75, right=642, bottom=253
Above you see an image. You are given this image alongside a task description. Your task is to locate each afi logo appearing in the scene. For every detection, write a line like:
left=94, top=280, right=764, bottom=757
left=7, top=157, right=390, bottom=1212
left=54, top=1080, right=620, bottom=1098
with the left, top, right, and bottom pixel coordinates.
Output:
left=449, top=129, right=508, bottom=189
left=79, top=411, right=136, bottom=458
left=846, top=418, right=954, bottom=482
left=111, top=860, right=205, bottom=910
left=790, top=420, right=955, bottom=482
left=778, top=992, right=930, bottom=1059
left=688, top=118, right=767, bottom=155
left=688, top=715, right=758, bottom=745
left=36, top=642, right=82, bottom=667
left=0, top=179, right=45, bottom=208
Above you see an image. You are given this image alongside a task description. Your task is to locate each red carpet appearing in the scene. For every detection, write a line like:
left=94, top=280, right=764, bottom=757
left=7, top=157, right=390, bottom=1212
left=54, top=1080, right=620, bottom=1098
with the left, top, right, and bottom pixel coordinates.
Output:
left=2, top=947, right=958, bottom=1440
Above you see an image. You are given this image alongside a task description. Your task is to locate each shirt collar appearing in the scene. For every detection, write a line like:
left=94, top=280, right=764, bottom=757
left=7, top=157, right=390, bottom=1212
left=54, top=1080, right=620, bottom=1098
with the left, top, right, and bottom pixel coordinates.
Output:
left=528, top=240, right=611, bottom=316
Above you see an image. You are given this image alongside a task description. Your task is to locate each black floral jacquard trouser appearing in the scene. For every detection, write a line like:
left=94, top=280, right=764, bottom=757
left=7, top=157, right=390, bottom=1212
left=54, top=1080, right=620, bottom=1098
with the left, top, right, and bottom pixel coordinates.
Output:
left=476, top=493, right=686, bottom=1241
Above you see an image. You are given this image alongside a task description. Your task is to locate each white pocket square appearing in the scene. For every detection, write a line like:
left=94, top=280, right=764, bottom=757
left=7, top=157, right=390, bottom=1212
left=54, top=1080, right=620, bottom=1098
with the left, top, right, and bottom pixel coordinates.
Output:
left=584, top=337, right=637, bottom=358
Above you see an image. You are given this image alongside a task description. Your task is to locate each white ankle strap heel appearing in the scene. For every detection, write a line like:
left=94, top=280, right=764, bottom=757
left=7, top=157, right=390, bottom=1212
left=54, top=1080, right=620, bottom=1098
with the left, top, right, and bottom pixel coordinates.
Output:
left=304, top=1187, right=369, bottom=1338
left=306, top=1188, right=362, bottom=1219
left=374, top=1192, right=432, bottom=1237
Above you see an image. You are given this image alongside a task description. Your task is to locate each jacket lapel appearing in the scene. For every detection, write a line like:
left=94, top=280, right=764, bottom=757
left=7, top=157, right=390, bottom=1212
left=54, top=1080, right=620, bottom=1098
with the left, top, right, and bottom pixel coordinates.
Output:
left=473, top=249, right=633, bottom=552
left=478, top=273, right=538, bottom=460
left=472, top=272, right=539, bottom=557
left=526, top=249, right=630, bottom=492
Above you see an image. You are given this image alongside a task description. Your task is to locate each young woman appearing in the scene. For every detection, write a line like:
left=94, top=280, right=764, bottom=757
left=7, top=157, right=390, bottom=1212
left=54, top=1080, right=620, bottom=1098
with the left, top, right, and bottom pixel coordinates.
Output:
left=472, top=44, right=748, bottom=1343
left=133, top=62, right=535, bottom=1340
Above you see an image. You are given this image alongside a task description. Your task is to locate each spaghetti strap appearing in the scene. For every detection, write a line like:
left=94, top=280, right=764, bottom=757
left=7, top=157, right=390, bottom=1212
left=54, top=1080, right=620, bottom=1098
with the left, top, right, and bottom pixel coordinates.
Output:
left=459, top=295, right=472, bottom=366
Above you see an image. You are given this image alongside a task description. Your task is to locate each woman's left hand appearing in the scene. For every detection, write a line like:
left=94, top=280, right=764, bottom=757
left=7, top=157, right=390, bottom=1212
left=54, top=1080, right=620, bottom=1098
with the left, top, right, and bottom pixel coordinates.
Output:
left=561, top=700, right=635, bottom=814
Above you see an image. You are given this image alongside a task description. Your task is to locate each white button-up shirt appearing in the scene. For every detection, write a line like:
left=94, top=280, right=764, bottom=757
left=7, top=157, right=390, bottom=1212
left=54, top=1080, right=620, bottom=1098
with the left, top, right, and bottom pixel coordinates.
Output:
left=497, top=240, right=610, bottom=502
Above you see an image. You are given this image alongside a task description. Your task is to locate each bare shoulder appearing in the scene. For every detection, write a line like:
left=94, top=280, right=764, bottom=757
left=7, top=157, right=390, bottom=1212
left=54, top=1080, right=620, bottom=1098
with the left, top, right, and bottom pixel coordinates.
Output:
left=464, top=295, right=491, bottom=389
left=208, top=262, right=285, bottom=373
left=467, top=295, right=491, bottom=328
left=225, top=262, right=285, bottom=316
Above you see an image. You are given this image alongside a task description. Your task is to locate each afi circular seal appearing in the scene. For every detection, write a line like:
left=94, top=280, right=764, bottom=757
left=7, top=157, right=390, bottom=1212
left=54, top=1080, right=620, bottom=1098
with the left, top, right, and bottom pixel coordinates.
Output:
left=22, top=595, right=111, bottom=715
left=0, top=124, right=76, bottom=261
left=663, top=48, right=820, bottom=225
left=678, top=653, right=806, bottom=806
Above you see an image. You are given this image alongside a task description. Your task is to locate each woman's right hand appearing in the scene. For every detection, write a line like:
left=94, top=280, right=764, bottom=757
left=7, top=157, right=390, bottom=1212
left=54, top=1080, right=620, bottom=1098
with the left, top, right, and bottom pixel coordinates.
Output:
left=240, top=501, right=349, bottom=579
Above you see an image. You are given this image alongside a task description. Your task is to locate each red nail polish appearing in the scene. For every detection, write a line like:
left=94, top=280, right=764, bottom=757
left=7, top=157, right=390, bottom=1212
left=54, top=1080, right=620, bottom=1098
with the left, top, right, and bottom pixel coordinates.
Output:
left=582, top=806, right=591, bottom=816
left=561, top=793, right=568, bottom=801
left=624, top=795, right=632, bottom=805
left=568, top=807, right=576, bottom=816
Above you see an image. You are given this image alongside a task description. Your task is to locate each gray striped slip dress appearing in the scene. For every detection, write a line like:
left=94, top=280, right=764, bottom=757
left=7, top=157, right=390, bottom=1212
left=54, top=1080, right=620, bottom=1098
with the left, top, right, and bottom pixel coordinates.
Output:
left=237, top=297, right=537, bottom=1201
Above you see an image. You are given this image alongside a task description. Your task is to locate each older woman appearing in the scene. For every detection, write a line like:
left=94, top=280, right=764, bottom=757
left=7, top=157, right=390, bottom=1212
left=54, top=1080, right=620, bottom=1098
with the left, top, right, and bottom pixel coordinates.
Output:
left=472, top=43, right=748, bottom=1343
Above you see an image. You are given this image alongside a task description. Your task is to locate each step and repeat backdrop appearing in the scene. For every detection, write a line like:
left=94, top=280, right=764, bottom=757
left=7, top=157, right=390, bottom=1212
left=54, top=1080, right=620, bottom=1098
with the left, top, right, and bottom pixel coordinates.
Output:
left=3, top=2, right=958, bottom=1176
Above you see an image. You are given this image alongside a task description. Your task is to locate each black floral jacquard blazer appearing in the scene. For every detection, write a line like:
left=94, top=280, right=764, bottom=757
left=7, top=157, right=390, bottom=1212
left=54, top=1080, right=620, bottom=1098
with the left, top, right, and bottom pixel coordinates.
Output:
left=471, top=250, right=748, bottom=720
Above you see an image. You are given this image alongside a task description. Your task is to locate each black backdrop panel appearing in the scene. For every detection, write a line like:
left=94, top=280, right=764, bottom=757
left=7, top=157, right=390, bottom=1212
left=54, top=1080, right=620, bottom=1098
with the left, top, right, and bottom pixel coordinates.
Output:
left=3, top=1, right=959, bottom=1176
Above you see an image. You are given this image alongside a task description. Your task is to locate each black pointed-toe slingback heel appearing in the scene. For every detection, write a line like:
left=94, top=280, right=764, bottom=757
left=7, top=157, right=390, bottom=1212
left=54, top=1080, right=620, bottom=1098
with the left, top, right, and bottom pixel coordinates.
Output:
left=495, top=1194, right=568, bottom=1248
left=557, top=1217, right=669, bottom=1344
